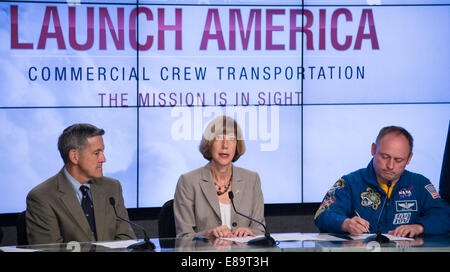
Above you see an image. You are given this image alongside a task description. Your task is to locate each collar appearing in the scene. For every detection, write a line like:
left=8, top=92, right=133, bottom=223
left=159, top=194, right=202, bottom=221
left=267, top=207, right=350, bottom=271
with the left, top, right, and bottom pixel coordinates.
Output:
left=201, top=163, right=243, bottom=184
left=363, top=158, right=408, bottom=194
left=64, top=167, right=91, bottom=202
left=363, top=159, right=379, bottom=187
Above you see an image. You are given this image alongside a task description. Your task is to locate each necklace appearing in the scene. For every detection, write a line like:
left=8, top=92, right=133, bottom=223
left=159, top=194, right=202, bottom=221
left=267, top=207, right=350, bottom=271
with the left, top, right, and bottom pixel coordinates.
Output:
left=214, top=179, right=231, bottom=195
left=212, top=168, right=232, bottom=196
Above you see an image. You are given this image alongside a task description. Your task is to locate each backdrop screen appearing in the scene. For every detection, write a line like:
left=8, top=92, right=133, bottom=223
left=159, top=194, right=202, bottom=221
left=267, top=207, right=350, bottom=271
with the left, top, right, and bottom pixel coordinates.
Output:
left=0, top=0, right=448, bottom=213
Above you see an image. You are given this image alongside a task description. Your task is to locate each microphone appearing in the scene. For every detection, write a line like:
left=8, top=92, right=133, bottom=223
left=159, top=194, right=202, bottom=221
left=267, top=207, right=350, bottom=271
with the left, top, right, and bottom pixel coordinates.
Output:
left=109, top=197, right=155, bottom=251
left=366, top=181, right=392, bottom=244
left=228, top=191, right=276, bottom=247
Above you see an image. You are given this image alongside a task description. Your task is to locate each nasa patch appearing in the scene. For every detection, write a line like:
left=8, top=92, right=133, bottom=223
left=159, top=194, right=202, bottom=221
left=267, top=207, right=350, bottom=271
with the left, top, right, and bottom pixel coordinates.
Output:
left=398, top=186, right=413, bottom=198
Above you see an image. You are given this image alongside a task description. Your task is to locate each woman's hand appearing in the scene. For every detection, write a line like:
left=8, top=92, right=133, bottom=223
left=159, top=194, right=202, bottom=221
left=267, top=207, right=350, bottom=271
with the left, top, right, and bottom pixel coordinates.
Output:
left=231, top=227, right=255, bottom=238
left=204, top=225, right=233, bottom=238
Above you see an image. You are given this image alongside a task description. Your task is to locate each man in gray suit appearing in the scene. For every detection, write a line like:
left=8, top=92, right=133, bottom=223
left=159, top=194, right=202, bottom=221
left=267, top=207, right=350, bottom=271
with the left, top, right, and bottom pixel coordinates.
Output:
left=26, top=123, right=136, bottom=244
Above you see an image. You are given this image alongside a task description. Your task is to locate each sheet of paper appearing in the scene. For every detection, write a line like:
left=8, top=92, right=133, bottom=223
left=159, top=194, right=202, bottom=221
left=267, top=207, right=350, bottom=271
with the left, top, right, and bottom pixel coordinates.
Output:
left=220, top=235, right=265, bottom=243
left=304, top=233, right=348, bottom=241
left=271, top=233, right=344, bottom=241
left=93, top=240, right=140, bottom=249
left=349, top=234, right=414, bottom=241
left=220, top=233, right=347, bottom=243
left=0, top=246, right=41, bottom=252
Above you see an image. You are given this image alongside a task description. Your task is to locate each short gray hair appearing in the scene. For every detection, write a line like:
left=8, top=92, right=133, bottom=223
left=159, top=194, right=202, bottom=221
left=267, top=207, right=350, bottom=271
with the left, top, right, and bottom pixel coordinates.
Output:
left=58, top=123, right=105, bottom=163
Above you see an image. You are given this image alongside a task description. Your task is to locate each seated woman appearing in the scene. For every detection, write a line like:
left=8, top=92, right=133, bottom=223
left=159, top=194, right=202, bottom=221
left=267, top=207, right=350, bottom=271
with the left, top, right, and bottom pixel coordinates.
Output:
left=174, top=116, right=266, bottom=238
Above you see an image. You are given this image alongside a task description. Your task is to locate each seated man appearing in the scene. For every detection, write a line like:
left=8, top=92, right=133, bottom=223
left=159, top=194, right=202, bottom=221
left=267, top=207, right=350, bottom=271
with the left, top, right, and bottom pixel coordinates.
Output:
left=26, top=123, right=136, bottom=244
left=314, top=126, right=448, bottom=237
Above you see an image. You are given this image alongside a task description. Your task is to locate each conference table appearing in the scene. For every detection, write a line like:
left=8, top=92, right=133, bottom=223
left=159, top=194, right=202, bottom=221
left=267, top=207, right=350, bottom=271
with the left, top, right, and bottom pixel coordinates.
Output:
left=4, top=233, right=450, bottom=252
left=2, top=233, right=448, bottom=270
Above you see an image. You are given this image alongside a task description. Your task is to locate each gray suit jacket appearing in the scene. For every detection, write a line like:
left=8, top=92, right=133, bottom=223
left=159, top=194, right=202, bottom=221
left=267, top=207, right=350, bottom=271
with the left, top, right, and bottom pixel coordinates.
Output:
left=174, top=163, right=265, bottom=237
left=26, top=168, right=136, bottom=244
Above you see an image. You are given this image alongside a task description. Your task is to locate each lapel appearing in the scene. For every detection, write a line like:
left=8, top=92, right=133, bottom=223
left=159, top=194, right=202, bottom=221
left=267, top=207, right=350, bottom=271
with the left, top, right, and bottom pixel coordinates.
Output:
left=199, top=163, right=221, bottom=219
left=90, top=178, right=106, bottom=241
left=199, top=164, right=244, bottom=223
left=56, top=169, right=93, bottom=239
left=230, top=165, right=244, bottom=224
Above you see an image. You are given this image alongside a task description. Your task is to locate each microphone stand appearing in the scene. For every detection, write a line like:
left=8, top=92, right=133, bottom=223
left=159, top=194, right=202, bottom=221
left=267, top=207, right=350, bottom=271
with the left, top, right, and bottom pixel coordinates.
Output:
left=228, top=192, right=276, bottom=247
left=365, top=181, right=392, bottom=245
left=109, top=197, right=155, bottom=251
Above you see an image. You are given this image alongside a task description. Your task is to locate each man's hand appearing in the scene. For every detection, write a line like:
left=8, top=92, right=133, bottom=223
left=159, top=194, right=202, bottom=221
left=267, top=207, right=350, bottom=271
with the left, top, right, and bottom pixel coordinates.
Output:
left=341, top=217, right=370, bottom=235
left=388, top=224, right=424, bottom=238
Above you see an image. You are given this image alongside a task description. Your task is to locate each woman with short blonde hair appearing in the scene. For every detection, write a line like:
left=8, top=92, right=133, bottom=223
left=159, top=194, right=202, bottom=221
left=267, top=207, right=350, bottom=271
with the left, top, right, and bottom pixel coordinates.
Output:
left=174, top=115, right=266, bottom=239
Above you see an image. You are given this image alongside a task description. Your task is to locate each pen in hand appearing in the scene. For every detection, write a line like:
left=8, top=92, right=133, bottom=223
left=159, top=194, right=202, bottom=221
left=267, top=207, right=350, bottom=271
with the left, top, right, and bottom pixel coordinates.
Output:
left=355, top=210, right=370, bottom=233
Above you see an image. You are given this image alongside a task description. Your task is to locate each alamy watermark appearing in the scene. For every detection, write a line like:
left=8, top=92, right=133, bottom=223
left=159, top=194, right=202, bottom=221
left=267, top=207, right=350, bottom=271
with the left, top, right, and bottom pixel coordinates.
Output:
left=170, top=105, right=280, bottom=152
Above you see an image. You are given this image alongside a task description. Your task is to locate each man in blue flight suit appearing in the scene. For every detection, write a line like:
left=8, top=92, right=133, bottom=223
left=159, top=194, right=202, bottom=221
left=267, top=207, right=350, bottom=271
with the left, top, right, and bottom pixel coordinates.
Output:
left=314, top=126, right=448, bottom=237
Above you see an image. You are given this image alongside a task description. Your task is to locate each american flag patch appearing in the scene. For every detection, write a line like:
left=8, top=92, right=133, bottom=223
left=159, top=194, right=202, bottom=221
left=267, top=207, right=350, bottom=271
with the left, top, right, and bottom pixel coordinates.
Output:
left=425, top=184, right=440, bottom=199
